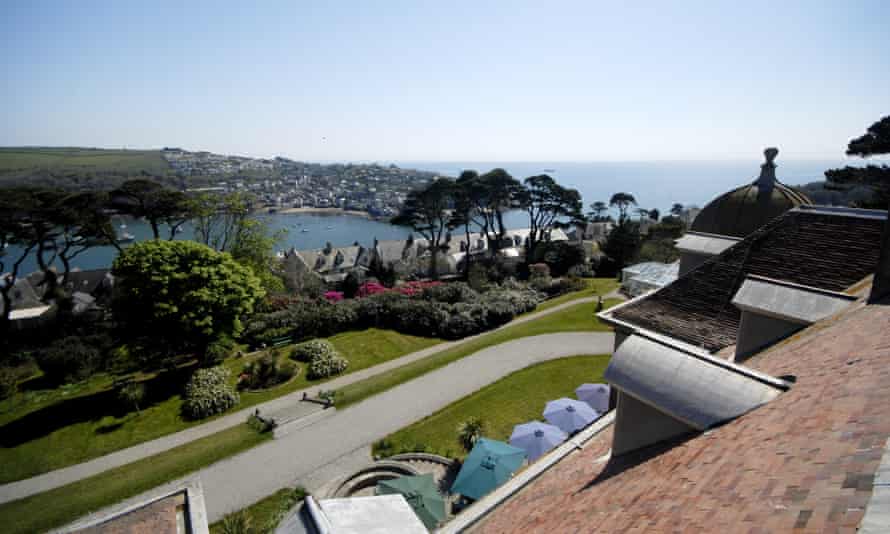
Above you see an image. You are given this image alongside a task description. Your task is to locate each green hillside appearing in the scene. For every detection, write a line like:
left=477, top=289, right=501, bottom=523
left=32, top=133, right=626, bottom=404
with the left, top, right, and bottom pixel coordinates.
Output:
left=0, top=147, right=170, bottom=174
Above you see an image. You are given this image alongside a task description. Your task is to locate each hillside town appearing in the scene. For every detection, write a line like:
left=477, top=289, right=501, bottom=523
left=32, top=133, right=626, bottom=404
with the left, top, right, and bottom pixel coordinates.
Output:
left=164, top=148, right=437, bottom=217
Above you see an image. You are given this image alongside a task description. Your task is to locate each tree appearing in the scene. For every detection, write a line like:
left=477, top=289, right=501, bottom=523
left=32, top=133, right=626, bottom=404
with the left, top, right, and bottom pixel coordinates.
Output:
left=118, top=382, right=146, bottom=413
left=649, top=208, right=660, bottom=221
left=477, top=169, right=523, bottom=254
left=453, top=170, right=482, bottom=276
left=589, top=201, right=609, bottom=221
left=634, top=207, right=650, bottom=221
left=825, top=116, right=890, bottom=209
left=670, top=203, right=684, bottom=217
left=192, top=192, right=285, bottom=293
left=602, top=220, right=641, bottom=272
left=610, top=192, right=637, bottom=222
left=112, top=240, right=265, bottom=360
left=457, top=417, right=486, bottom=452
left=519, top=174, right=584, bottom=262
left=391, top=178, right=457, bottom=280
left=51, top=192, right=118, bottom=285
left=109, top=179, right=193, bottom=239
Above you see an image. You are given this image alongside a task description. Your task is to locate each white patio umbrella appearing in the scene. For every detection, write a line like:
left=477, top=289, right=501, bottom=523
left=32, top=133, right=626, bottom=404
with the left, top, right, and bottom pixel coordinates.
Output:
left=543, top=398, right=599, bottom=434
left=575, top=383, right=611, bottom=413
left=509, top=421, right=568, bottom=462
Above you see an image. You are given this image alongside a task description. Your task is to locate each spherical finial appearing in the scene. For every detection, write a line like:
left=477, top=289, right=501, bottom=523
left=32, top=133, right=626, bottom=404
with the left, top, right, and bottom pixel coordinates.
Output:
left=764, top=147, right=778, bottom=165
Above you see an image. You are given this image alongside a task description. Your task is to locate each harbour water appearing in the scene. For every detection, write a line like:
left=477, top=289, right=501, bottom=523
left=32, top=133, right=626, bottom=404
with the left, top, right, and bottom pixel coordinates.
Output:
left=4, top=159, right=853, bottom=275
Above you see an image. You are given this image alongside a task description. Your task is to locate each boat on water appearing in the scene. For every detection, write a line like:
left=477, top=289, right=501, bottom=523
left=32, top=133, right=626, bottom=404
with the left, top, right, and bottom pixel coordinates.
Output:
left=301, top=228, right=309, bottom=233
left=325, top=225, right=333, bottom=230
left=117, top=232, right=136, bottom=244
left=543, top=168, right=557, bottom=173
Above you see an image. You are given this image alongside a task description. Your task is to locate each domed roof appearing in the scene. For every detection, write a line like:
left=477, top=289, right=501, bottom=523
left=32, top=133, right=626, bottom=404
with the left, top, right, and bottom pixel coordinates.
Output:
left=691, top=148, right=813, bottom=238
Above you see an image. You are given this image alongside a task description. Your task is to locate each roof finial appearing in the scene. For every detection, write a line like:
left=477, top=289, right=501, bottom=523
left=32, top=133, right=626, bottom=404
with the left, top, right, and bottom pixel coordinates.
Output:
left=756, top=147, right=779, bottom=191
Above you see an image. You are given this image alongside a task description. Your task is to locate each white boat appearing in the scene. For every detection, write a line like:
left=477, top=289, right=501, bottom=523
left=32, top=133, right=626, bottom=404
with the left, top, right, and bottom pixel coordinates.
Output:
left=117, top=232, right=136, bottom=244
left=301, top=228, right=309, bottom=233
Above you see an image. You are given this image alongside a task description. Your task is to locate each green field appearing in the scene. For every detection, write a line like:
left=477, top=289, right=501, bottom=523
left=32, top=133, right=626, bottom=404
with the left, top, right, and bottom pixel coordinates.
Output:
left=374, top=354, right=610, bottom=459
left=210, top=487, right=306, bottom=534
left=0, top=423, right=270, bottom=534
left=0, top=147, right=170, bottom=174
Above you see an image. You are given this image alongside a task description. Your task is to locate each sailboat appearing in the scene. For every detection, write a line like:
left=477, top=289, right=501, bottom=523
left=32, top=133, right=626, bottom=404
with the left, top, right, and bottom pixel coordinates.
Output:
left=117, top=222, right=135, bottom=243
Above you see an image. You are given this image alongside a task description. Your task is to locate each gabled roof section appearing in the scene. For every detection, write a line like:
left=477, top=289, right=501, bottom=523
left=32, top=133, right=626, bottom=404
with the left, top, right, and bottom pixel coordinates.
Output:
left=605, top=333, right=786, bottom=430
left=607, top=207, right=884, bottom=352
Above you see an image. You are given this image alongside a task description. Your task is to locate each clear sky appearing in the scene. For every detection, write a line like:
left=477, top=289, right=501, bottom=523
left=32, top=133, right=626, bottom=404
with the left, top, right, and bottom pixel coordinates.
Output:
left=2, top=0, right=888, bottom=162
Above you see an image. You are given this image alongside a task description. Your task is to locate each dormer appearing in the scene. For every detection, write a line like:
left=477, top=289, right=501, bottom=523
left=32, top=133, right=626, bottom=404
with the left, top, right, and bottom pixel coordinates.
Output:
left=604, top=332, right=787, bottom=456
left=731, top=275, right=856, bottom=361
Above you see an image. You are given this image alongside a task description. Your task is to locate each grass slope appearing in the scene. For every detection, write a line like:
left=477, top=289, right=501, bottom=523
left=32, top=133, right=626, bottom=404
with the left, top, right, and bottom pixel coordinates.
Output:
left=210, top=487, right=306, bottom=534
left=0, top=147, right=170, bottom=175
left=336, top=298, right=620, bottom=408
left=374, top=354, right=610, bottom=459
left=0, top=424, right=270, bottom=534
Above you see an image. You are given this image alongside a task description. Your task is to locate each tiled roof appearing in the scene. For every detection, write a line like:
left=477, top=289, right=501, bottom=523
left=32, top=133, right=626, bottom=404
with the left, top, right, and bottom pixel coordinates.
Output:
left=473, top=297, right=890, bottom=533
left=610, top=208, right=884, bottom=352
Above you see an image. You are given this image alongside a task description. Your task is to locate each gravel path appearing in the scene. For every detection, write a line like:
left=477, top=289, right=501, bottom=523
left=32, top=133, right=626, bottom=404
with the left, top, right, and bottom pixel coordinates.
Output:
left=0, top=294, right=609, bottom=504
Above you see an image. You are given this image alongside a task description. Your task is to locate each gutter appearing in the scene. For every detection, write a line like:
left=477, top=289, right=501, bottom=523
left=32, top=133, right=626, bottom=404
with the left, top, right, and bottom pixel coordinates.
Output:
left=437, top=411, right=616, bottom=533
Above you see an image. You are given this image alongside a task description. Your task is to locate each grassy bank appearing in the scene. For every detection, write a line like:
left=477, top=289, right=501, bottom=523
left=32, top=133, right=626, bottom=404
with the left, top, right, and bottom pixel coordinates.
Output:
left=336, top=298, right=620, bottom=408
left=0, top=328, right=440, bottom=484
left=0, top=423, right=270, bottom=534
left=374, top=354, right=610, bottom=459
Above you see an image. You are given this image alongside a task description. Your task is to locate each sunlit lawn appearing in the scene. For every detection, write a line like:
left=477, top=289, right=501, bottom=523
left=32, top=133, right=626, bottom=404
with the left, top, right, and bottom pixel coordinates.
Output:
left=0, top=423, right=270, bottom=534
left=374, top=355, right=611, bottom=459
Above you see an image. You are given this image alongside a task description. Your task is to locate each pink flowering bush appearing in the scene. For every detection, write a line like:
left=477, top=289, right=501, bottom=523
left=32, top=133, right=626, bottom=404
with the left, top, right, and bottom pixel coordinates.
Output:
left=323, top=291, right=344, bottom=302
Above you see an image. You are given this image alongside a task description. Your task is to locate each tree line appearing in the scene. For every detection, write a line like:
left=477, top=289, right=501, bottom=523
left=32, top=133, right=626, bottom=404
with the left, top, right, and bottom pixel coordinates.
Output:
left=0, top=179, right=279, bottom=334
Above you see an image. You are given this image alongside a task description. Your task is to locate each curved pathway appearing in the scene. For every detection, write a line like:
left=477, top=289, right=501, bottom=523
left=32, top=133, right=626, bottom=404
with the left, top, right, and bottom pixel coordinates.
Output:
left=194, top=331, right=615, bottom=521
left=0, top=294, right=611, bottom=504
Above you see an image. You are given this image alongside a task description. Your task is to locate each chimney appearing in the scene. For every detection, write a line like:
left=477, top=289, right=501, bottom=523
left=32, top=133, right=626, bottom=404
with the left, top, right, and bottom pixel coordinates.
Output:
left=868, top=203, right=890, bottom=303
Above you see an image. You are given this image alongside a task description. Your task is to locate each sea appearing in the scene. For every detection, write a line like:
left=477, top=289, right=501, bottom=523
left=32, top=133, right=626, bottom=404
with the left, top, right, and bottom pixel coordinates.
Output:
left=4, top=159, right=853, bottom=275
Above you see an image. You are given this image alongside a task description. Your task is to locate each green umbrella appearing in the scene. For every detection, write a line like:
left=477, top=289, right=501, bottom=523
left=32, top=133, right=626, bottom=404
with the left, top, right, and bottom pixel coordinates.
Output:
left=376, top=473, right=447, bottom=530
left=450, top=437, right=526, bottom=501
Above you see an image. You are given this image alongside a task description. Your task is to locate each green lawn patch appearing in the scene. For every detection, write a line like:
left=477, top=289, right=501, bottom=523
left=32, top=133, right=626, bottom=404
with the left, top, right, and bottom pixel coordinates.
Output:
left=0, top=423, right=270, bottom=534
left=336, top=298, right=620, bottom=408
left=210, top=487, right=306, bottom=534
left=374, top=354, right=610, bottom=459
left=530, top=277, right=620, bottom=314
left=0, top=328, right=441, bottom=484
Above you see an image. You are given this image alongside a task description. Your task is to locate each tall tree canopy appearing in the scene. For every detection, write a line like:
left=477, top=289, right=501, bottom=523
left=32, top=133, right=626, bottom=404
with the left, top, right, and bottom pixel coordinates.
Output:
left=477, top=169, right=523, bottom=254
left=109, top=179, right=193, bottom=239
left=609, top=192, right=637, bottom=222
left=589, top=201, right=609, bottom=221
left=520, top=174, right=583, bottom=261
left=112, top=240, right=264, bottom=359
left=825, top=116, right=890, bottom=209
left=391, top=178, right=457, bottom=279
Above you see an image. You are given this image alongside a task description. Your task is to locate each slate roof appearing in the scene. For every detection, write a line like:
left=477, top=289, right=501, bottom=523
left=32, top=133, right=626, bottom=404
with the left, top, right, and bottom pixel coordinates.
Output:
left=473, top=294, right=890, bottom=533
left=608, top=207, right=884, bottom=352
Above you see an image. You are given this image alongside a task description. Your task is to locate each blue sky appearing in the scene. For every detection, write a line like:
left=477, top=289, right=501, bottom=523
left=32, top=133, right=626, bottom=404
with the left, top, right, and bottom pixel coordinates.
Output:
left=2, top=0, right=888, bottom=161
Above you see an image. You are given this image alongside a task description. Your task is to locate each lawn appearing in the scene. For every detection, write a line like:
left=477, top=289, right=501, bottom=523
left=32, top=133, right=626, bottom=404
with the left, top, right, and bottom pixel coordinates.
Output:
left=374, top=355, right=611, bottom=459
left=0, top=328, right=441, bottom=484
left=0, top=423, right=270, bottom=534
left=529, top=277, right=620, bottom=313
left=210, top=487, right=306, bottom=534
left=335, top=298, right=620, bottom=408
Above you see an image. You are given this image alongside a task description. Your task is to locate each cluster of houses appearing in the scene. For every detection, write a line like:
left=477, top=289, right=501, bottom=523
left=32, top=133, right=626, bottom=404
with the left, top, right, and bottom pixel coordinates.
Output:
left=0, top=269, right=113, bottom=331
left=280, top=228, right=571, bottom=285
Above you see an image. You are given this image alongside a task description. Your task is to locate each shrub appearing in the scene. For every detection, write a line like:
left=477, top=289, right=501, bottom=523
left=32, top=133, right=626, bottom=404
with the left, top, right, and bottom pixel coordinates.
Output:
left=35, top=336, right=103, bottom=384
left=0, top=366, right=17, bottom=400
left=292, top=339, right=338, bottom=363
left=182, top=366, right=239, bottom=420
left=529, top=263, right=551, bottom=278
left=307, top=351, right=348, bottom=380
left=247, top=413, right=277, bottom=433
left=422, top=282, right=478, bottom=304
left=457, top=417, right=486, bottom=452
left=204, top=337, right=235, bottom=366
left=387, top=299, right=450, bottom=336
left=441, top=312, right=481, bottom=340
left=240, top=352, right=298, bottom=390
left=219, top=510, right=253, bottom=534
